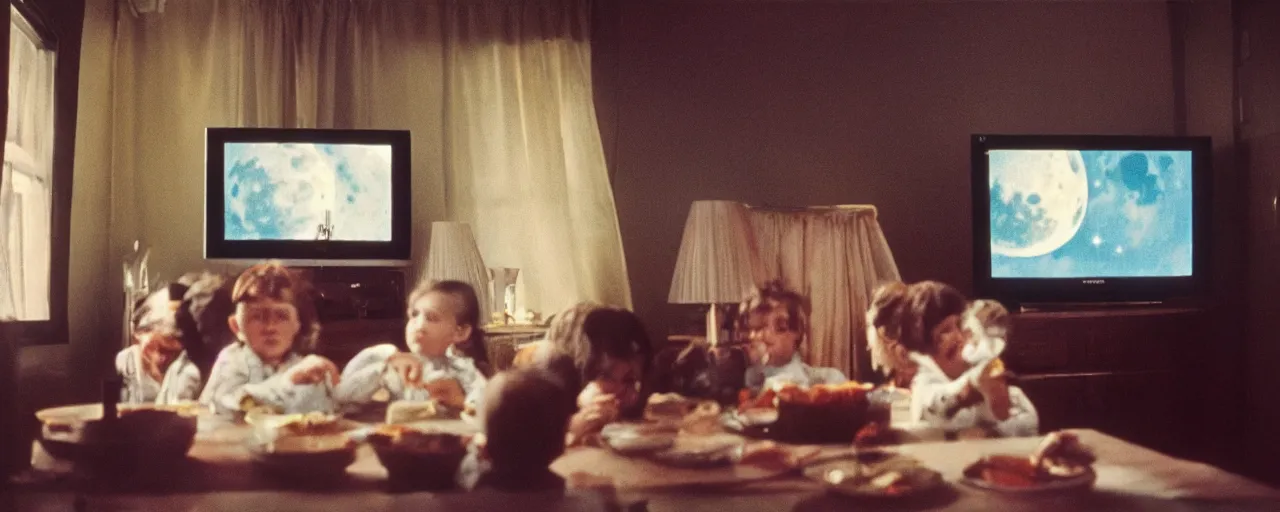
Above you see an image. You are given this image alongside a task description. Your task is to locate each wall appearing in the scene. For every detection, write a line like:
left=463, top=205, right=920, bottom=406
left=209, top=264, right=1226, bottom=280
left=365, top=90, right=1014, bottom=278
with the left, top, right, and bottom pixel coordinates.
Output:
left=1176, top=0, right=1247, bottom=474
left=598, top=0, right=1180, bottom=336
left=17, top=0, right=108, bottom=408
left=1237, top=0, right=1280, bottom=484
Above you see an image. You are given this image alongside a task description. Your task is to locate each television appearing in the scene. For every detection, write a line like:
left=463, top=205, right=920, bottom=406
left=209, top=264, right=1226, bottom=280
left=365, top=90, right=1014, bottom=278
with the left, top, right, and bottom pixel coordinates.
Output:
left=205, top=128, right=412, bottom=266
left=971, top=134, right=1211, bottom=308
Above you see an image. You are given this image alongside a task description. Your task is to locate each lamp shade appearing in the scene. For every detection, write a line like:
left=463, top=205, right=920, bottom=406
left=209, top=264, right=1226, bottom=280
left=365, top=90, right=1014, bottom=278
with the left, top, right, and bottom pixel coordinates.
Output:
left=668, top=200, right=758, bottom=304
left=424, top=222, right=491, bottom=320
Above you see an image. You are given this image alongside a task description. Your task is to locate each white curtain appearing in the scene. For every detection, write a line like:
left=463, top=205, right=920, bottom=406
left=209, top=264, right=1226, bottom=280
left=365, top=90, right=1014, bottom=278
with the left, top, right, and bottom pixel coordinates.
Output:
left=108, top=0, right=631, bottom=324
left=747, top=205, right=900, bottom=381
left=0, top=9, right=54, bottom=321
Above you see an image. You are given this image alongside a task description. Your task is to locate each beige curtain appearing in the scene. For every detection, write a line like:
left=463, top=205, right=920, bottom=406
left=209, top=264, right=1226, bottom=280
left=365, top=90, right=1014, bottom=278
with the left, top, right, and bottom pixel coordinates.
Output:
left=108, top=0, right=631, bottom=332
left=747, top=205, right=900, bottom=381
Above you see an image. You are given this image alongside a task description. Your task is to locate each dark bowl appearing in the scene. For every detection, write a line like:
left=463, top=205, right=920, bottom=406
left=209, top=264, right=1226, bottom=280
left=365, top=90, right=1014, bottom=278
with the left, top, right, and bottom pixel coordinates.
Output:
left=367, top=429, right=469, bottom=492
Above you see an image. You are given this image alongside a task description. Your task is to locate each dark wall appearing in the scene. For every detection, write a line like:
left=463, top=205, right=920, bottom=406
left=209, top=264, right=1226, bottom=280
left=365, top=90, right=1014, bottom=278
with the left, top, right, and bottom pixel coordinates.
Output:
left=595, top=0, right=1180, bottom=336
left=1237, top=0, right=1280, bottom=484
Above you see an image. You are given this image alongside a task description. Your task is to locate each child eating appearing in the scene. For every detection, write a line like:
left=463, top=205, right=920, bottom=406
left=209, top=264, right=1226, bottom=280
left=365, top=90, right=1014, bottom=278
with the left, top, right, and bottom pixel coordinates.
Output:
left=116, top=285, right=202, bottom=405
left=865, top=281, right=1038, bottom=437
left=199, top=262, right=338, bottom=417
left=334, top=280, right=489, bottom=414
left=739, top=281, right=847, bottom=393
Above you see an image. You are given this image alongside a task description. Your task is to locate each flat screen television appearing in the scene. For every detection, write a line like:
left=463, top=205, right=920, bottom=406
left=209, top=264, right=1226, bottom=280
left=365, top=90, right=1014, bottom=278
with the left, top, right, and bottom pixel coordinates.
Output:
left=971, top=134, right=1211, bottom=307
left=205, top=128, right=412, bottom=266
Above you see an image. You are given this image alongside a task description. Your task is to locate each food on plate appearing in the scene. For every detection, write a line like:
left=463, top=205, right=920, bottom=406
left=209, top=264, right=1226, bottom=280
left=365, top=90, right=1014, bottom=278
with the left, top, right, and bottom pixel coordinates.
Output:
left=274, top=412, right=346, bottom=436
left=649, top=440, right=741, bottom=469
left=239, top=395, right=283, bottom=416
left=367, top=424, right=469, bottom=455
left=385, top=400, right=443, bottom=424
left=963, top=431, right=1097, bottom=489
left=735, top=440, right=819, bottom=471
left=264, top=433, right=355, bottom=454
left=1030, top=431, right=1096, bottom=477
left=735, top=381, right=881, bottom=444
left=644, top=393, right=702, bottom=422
left=967, top=454, right=1041, bottom=488
left=680, top=401, right=723, bottom=435
left=599, top=423, right=677, bottom=456
left=806, top=453, right=941, bottom=497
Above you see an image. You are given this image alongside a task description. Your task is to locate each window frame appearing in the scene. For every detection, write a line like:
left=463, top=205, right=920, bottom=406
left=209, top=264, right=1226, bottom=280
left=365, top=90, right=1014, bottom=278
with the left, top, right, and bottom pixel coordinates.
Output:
left=6, top=0, right=72, bottom=347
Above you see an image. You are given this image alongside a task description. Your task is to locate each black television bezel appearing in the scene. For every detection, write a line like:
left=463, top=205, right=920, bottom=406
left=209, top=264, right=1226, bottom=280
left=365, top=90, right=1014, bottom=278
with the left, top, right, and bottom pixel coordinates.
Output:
left=971, top=134, right=1212, bottom=306
left=205, top=127, right=413, bottom=265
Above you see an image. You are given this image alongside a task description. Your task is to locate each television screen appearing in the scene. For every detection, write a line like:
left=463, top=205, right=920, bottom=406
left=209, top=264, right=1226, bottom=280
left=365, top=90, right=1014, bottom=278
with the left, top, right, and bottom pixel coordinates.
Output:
left=223, top=142, right=393, bottom=242
left=988, top=149, right=1194, bottom=279
left=205, top=128, right=411, bottom=265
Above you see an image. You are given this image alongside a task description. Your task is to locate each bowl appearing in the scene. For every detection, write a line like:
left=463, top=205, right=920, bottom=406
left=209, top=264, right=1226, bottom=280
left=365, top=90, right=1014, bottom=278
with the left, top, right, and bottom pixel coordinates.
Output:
left=36, top=404, right=200, bottom=474
left=247, top=434, right=358, bottom=482
left=367, top=426, right=470, bottom=492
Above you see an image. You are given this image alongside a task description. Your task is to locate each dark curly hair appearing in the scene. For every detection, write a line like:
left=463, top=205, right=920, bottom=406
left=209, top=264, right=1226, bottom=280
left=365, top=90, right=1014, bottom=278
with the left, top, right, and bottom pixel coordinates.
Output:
left=867, top=280, right=967, bottom=355
left=736, top=279, right=810, bottom=345
left=171, top=272, right=235, bottom=379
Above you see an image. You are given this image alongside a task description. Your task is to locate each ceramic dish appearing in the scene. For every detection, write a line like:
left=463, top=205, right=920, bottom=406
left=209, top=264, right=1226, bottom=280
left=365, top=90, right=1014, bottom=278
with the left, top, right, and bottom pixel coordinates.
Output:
left=803, top=453, right=944, bottom=499
left=961, top=454, right=1096, bottom=493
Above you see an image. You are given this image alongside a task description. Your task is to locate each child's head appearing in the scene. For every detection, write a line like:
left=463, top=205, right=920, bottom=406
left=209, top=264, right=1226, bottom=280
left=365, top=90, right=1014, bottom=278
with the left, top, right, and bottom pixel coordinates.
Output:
left=405, top=280, right=486, bottom=361
left=580, top=308, right=652, bottom=410
left=866, top=280, right=967, bottom=364
left=228, top=262, right=319, bottom=365
left=866, top=281, right=912, bottom=380
left=481, top=368, right=576, bottom=472
left=172, top=272, right=236, bottom=376
left=963, top=299, right=1011, bottom=341
left=737, top=280, right=809, bottom=366
left=131, top=287, right=186, bottom=377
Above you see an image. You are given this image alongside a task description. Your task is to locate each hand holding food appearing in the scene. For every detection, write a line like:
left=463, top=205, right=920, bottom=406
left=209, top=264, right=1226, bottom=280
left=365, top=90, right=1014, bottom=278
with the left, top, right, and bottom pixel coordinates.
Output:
left=420, top=378, right=467, bottom=410
left=567, top=393, right=620, bottom=445
left=386, top=352, right=424, bottom=385
left=288, top=354, right=340, bottom=386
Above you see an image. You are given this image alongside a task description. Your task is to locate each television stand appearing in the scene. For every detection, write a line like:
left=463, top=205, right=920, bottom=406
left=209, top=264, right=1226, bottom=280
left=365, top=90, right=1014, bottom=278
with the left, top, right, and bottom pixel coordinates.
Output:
left=1018, top=301, right=1165, bottom=313
left=295, top=266, right=409, bottom=367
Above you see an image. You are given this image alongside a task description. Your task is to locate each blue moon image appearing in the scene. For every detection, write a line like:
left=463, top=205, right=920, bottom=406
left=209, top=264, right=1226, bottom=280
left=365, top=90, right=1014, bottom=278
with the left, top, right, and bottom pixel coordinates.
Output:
left=223, top=142, right=393, bottom=242
left=989, top=149, right=1194, bottom=279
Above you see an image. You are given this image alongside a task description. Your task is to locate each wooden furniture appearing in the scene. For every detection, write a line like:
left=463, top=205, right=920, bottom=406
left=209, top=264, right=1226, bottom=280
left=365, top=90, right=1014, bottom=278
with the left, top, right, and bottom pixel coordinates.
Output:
left=1005, top=307, right=1205, bottom=460
left=484, top=324, right=547, bottom=371
left=15, top=427, right=1279, bottom=510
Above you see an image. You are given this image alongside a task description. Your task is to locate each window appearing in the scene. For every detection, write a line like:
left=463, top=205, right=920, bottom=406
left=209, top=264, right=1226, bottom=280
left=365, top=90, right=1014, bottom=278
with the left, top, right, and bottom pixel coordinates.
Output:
left=1, top=4, right=55, bottom=324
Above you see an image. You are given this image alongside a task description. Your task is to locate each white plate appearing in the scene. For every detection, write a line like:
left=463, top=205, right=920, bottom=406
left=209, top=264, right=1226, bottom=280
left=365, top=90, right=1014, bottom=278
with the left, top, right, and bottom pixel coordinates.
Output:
left=803, top=454, right=944, bottom=499
left=961, top=467, right=1096, bottom=493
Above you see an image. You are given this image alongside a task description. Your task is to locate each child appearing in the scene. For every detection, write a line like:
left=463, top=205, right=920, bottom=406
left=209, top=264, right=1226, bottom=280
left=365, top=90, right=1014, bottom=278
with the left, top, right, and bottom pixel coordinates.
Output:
left=866, top=281, right=1038, bottom=438
left=334, top=280, right=489, bottom=413
left=466, top=367, right=578, bottom=493
left=116, top=285, right=202, bottom=405
left=199, top=262, right=339, bottom=417
left=739, top=281, right=847, bottom=392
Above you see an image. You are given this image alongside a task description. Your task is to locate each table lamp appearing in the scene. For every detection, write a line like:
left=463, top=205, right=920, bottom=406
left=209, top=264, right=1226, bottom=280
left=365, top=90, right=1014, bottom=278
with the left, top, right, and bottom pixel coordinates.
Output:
left=668, top=200, right=758, bottom=346
left=423, top=222, right=491, bottom=321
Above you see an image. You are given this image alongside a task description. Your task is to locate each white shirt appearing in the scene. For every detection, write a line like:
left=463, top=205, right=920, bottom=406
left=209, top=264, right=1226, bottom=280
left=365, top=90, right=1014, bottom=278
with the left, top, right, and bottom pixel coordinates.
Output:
left=745, top=353, right=848, bottom=392
left=115, top=345, right=202, bottom=405
left=333, top=343, right=487, bottom=410
left=907, top=352, right=1039, bottom=437
left=198, top=343, right=336, bottom=417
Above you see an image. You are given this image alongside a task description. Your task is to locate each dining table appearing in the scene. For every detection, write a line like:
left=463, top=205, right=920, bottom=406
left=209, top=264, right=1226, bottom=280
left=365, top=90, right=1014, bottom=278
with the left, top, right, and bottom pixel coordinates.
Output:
left=6, top=415, right=1279, bottom=512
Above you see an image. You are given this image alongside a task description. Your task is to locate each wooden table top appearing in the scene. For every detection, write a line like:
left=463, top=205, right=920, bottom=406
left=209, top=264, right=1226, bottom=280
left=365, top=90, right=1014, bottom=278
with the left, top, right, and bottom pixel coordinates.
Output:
left=10, top=421, right=1280, bottom=512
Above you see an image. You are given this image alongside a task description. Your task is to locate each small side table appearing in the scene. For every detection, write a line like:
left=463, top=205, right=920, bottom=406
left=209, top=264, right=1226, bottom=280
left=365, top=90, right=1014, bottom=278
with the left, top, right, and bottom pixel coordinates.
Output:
left=484, top=324, right=548, bottom=371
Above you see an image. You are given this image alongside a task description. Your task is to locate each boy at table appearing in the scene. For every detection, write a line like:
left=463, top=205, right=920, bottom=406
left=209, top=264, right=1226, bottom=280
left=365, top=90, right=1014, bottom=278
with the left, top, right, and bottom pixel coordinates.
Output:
left=463, top=367, right=578, bottom=492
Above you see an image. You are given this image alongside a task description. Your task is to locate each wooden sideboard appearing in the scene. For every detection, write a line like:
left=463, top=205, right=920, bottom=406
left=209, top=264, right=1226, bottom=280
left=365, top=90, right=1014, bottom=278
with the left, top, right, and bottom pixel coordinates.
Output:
left=1006, top=307, right=1206, bottom=460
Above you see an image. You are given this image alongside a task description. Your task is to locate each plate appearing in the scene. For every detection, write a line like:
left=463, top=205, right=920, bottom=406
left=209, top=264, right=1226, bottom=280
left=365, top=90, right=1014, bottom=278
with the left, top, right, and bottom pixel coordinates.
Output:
left=720, top=409, right=777, bottom=439
left=961, top=454, right=1096, bottom=493
left=600, top=423, right=678, bottom=456
left=803, top=453, right=944, bottom=499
